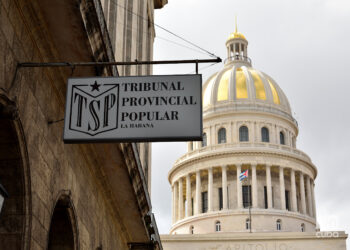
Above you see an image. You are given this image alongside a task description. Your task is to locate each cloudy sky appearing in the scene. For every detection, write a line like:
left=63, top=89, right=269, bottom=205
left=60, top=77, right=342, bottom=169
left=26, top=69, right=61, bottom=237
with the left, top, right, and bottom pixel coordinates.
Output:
left=150, top=0, right=350, bottom=243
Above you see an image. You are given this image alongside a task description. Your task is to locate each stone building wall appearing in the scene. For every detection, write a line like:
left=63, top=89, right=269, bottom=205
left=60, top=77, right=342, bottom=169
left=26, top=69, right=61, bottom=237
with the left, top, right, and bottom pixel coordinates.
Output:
left=101, top=0, right=163, bottom=194
left=0, top=0, right=166, bottom=249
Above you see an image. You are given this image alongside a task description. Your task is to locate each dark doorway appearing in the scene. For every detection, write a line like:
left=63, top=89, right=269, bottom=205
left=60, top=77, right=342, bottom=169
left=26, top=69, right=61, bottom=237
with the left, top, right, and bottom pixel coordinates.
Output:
left=48, top=197, right=76, bottom=250
left=0, top=103, right=29, bottom=250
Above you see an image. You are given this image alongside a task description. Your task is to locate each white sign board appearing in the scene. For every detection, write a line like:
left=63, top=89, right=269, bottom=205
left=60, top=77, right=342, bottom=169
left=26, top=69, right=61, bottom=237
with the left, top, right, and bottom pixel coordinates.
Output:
left=63, top=75, right=202, bottom=143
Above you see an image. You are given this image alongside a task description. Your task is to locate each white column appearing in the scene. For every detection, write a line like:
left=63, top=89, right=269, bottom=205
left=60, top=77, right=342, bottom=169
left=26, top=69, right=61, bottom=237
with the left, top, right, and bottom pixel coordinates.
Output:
left=227, top=123, right=232, bottom=143
left=266, top=165, right=273, bottom=209
left=306, top=175, right=313, bottom=217
left=299, top=172, right=306, bottom=214
left=195, top=170, right=201, bottom=214
left=174, top=181, right=179, bottom=221
left=291, top=169, right=297, bottom=212
left=311, top=179, right=317, bottom=219
left=178, top=178, right=184, bottom=219
left=211, top=126, right=215, bottom=145
left=171, top=184, right=175, bottom=223
left=252, top=164, right=258, bottom=208
left=236, top=164, right=243, bottom=208
left=187, top=142, right=193, bottom=152
left=222, top=165, right=228, bottom=210
left=208, top=168, right=213, bottom=212
left=272, top=125, right=277, bottom=144
left=279, top=166, right=286, bottom=210
left=186, top=174, right=192, bottom=217
left=233, top=122, right=237, bottom=143
left=251, top=122, right=256, bottom=143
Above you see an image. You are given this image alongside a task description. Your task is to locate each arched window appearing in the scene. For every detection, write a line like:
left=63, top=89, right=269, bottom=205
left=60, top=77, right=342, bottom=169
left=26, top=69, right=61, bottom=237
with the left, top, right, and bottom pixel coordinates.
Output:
left=202, top=133, right=207, bottom=147
left=301, top=223, right=305, bottom=232
left=280, top=132, right=285, bottom=145
left=190, top=225, right=194, bottom=234
left=261, top=127, right=269, bottom=142
left=246, top=218, right=250, bottom=230
left=239, top=126, right=249, bottom=142
left=218, top=128, right=226, bottom=144
left=276, top=219, right=282, bottom=231
left=215, top=221, right=221, bottom=232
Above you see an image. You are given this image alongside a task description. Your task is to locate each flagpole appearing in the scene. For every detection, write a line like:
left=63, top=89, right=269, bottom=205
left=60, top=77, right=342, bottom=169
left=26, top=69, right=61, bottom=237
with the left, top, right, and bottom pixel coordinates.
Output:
left=241, top=169, right=252, bottom=233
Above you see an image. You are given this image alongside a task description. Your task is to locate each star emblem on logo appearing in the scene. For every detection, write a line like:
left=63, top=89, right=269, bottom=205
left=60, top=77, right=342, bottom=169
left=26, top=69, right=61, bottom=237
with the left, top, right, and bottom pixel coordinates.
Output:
left=90, top=81, right=101, bottom=91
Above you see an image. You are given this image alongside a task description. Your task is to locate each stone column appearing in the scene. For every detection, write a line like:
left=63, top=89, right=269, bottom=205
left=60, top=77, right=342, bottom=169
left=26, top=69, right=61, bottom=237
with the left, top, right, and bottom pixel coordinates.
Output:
left=299, top=172, right=306, bottom=214
left=291, top=169, right=297, bottom=212
left=252, top=164, right=258, bottom=208
left=251, top=122, right=256, bottom=143
left=233, top=122, right=237, bottom=143
left=272, top=125, right=277, bottom=144
left=178, top=178, right=184, bottom=219
left=195, top=170, right=201, bottom=214
left=174, top=181, right=179, bottom=221
left=211, top=126, right=216, bottom=145
left=187, top=142, right=193, bottom=152
left=227, top=123, right=232, bottom=143
left=236, top=164, right=243, bottom=208
left=171, top=184, right=175, bottom=223
left=208, top=168, right=213, bottom=212
left=311, top=179, right=317, bottom=219
left=222, top=165, right=228, bottom=210
left=279, top=166, right=286, bottom=210
left=306, top=175, right=313, bottom=217
left=266, top=165, right=273, bottom=209
left=186, top=174, right=192, bottom=217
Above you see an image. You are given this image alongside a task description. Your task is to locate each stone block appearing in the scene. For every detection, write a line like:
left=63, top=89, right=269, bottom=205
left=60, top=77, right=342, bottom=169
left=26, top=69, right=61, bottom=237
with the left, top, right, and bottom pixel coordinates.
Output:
left=0, top=5, right=14, bottom=46
left=31, top=193, right=50, bottom=231
left=31, top=216, right=48, bottom=249
left=30, top=237, right=44, bottom=250
left=0, top=233, right=22, bottom=250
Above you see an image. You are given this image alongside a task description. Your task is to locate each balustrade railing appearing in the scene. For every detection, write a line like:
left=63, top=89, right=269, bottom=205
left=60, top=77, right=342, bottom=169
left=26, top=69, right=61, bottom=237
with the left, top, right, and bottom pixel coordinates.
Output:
left=224, top=55, right=252, bottom=64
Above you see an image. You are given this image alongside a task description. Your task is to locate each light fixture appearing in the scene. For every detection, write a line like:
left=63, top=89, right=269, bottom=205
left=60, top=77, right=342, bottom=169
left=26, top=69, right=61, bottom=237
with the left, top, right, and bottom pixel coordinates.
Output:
left=0, top=182, right=9, bottom=215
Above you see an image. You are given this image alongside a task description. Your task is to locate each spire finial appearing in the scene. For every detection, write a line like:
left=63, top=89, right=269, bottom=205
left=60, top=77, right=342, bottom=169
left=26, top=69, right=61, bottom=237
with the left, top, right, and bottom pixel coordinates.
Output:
left=235, top=15, right=238, bottom=33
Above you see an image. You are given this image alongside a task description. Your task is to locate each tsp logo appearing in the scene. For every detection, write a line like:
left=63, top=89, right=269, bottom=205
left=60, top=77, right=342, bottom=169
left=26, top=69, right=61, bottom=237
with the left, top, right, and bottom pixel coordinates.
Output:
left=68, top=81, right=119, bottom=136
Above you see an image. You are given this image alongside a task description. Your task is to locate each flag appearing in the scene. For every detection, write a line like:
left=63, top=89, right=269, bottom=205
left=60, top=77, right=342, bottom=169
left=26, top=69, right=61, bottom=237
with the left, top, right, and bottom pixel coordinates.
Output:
left=239, top=170, right=248, bottom=181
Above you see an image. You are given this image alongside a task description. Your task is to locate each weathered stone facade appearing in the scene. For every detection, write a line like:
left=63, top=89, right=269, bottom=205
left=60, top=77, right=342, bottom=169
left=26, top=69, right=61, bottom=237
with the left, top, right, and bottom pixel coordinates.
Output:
left=0, top=0, right=166, bottom=249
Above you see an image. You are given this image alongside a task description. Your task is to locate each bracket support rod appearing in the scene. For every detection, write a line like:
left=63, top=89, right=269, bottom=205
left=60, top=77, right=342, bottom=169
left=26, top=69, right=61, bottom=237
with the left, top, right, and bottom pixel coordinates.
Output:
left=18, top=58, right=221, bottom=69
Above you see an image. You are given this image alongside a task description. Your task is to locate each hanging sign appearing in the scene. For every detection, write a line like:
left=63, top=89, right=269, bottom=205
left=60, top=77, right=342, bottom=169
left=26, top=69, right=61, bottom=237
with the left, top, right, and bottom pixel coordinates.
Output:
left=63, top=74, right=202, bottom=143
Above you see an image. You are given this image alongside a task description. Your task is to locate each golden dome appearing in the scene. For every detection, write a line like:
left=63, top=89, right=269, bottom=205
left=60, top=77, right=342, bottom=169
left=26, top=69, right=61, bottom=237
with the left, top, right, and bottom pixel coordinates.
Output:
left=227, top=18, right=247, bottom=41
left=204, top=21, right=292, bottom=120
left=227, top=31, right=246, bottom=40
left=202, top=65, right=291, bottom=116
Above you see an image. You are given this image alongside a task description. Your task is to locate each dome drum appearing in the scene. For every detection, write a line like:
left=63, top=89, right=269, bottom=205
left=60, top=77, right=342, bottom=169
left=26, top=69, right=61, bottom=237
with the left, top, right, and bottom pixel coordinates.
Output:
left=170, top=164, right=316, bottom=234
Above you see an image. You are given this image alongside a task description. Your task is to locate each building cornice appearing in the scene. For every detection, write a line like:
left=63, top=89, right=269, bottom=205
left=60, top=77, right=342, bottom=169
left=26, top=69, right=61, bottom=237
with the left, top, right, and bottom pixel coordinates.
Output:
left=170, top=208, right=317, bottom=234
left=169, top=144, right=317, bottom=183
left=161, top=231, right=348, bottom=241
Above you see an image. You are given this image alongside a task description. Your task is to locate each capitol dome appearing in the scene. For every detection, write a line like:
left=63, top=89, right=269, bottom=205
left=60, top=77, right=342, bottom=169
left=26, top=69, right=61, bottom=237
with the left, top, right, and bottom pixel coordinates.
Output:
left=203, top=31, right=293, bottom=123
left=168, top=27, right=318, bottom=236
left=203, top=66, right=292, bottom=116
